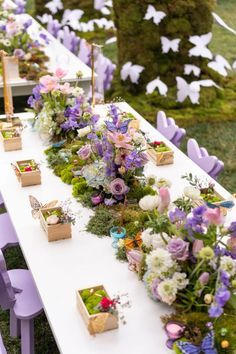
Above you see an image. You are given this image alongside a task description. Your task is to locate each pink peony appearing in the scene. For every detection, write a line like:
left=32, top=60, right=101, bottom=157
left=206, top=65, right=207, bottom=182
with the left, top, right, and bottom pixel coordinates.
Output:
left=203, top=207, right=224, bottom=226
left=107, top=131, right=134, bottom=150
left=55, top=68, right=68, bottom=79
left=39, top=75, right=59, bottom=93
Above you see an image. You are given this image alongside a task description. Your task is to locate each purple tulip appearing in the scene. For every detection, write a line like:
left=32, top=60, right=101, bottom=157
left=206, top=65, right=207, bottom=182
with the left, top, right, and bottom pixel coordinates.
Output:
left=167, top=238, right=189, bottom=261
left=199, top=272, right=210, bottom=286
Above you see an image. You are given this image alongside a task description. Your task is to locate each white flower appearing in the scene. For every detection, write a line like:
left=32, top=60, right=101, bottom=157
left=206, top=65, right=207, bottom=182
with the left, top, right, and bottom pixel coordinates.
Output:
left=132, top=132, right=145, bottom=145
left=152, top=232, right=169, bottom=249
left=157, top=279, right=178, bottom=305
left=146, top=248, right=175, bottom=276
left=72, top=87, right=84, bottom=97
left=156, top=178, right=172, bottom=188
left=77, top=126, right=91, bottom=138
left=172, top=272, right=189, bottom=290
left=184, top=186, right=201, bottom=200
left=139, top=195, right=159, bottom=211
left=141, top=228, right=153, bottom=248
left=24, top=53, right=32, bottom=61
left=220, top=256, right=236, bottom=276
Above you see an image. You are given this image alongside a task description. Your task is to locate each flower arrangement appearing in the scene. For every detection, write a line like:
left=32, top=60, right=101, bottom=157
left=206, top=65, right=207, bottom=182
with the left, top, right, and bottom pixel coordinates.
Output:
left=0, top=6, right=49, bottom=81
left=28, top=69, right=99, bottom=143
left=117, top=186, right=236, bottom=352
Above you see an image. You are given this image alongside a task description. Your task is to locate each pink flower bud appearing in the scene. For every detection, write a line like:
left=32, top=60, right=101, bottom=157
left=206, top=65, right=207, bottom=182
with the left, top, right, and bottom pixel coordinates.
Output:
left=199, top=272, right=210, bottom=286
left=192, top=239, right=204, bottom=257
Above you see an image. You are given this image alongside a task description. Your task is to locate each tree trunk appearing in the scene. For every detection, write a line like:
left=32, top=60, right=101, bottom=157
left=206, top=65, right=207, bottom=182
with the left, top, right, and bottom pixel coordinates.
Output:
left=113, top=0, right=216, bottom=93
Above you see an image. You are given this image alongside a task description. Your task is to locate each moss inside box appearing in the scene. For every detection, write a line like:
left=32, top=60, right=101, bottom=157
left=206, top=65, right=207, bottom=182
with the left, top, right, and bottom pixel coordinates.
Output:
left=80, top=288, right=108, bottom=315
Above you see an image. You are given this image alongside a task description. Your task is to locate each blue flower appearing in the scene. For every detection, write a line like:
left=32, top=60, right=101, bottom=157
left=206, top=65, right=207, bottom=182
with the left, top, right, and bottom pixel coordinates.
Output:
left=169, top=208, right=186, bottom=223
left=208, top=305, right=223, bottom=318
left=215, top=287, right=231, bottom=307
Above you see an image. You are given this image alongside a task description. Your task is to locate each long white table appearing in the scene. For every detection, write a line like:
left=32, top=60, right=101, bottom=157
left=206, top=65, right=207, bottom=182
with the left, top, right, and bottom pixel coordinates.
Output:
left=0, top=103, right=235, bottom=354
left=0, top=14, right=92, bottom=97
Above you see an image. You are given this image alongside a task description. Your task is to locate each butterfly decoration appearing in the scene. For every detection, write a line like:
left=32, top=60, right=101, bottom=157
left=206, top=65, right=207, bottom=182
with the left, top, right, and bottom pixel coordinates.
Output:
left=144, top=5, right=166, bottom=26
left=208, top=55, right=231, bottom=77
left=189, top=33, right=213, bottom=60
left=184, top=64, right=201, bottom=77
left=233, top=61, right=236, bottom=70
left=105, top=37, right=117, bottom=45
left=105, top=120, right=131, bottom=134
left=146, top=77, right=168, bottom=96
left=94, top=0, right=105, bottom=10
left=121, top=62, right=145, bottom=84
left=176, top=77, right=220, bottom=104
left=206, top=200, right=235, bottom=210
left=61, top=9, right=84, bottom=30
left=212, top=12, right=236, bottom=36
left=175, top=329, right=217, bottom=354
left=37, top=14, right=53, bottom=24
left=124, top=232, right=142, bottom=251
left=160, top=37, right=181, bottom=53
left=51, top=140, right=66, bottom=148
left=45, top=0, right=63, bottom=15
left=29, top=195, right=58, bottom=219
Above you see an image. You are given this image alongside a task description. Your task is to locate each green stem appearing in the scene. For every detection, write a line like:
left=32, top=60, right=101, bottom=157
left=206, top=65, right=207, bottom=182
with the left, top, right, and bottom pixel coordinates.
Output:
left=189, top=259, right=205, bottom=280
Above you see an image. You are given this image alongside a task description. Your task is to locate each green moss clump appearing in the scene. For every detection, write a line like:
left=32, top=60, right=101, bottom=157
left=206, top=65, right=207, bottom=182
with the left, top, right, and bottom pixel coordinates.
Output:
left=80, top=288, right=108, bottom=315
left=86, top=206, right=118, bottom=237
left=127, top=181, right=156, bottom=201
left=72, top=180, right=88, bottom=197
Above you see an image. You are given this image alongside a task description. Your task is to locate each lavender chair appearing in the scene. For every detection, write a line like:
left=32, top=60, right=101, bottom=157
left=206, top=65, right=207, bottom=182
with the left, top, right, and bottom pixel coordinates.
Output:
left=0, top=250, right=43, bottom=354
left=0, top=192, right=18, bottom=250
left=157, top=111, right=186, bottom=148
left=187, top=138, right=224, bottom=180
left=0, top=332, right=7, bottom=354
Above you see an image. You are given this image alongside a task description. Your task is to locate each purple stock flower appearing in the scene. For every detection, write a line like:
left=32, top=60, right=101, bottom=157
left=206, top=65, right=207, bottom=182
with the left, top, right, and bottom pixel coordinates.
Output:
left=27, top=95, right=36, bottom=108
left=32, top=85, right=42, bottom=101
left=193, top=205, right=207, bottom=218
left=39, top=33, right=50, bottom=44
left=169, top=208, right=186, bottom=223
left=208, top=305, right=223, bottom=318
left=220, top=271, right=230, bottom=287
left=47, top=19, right=61, bottom=38
left=125, top=151, right=148, bottom=170
left=23, top=18, right=32, bottom=29
left=109, top=104, right=119, bottom=125
left=215, top=287, right=231, bottom=307
left=167, top=238, right=189, bottom=261
left=229, top=222, right=236, bottom=237
left=14, top=0, right=26, bottom=14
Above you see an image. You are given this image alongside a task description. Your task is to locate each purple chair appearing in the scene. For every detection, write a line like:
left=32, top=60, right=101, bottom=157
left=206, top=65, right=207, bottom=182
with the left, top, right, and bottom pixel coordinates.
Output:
left=0, top=332, right=7, bottom=354
left=187, top=138, right=224, bottom=180
left=157, top=111, right=186, bottom=148
left=0, top=212, right=19, bottom=250
left=0, top=250, right=43, bottom=354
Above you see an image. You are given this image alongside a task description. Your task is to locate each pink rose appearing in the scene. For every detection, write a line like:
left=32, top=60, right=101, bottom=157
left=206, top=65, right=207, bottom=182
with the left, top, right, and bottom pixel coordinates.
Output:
left=55, top=68, right=68, bottom=79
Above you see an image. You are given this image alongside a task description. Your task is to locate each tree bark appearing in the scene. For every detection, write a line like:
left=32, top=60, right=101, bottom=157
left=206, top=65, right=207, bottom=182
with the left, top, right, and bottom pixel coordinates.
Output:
left=113, top=0, right=216, bottom=92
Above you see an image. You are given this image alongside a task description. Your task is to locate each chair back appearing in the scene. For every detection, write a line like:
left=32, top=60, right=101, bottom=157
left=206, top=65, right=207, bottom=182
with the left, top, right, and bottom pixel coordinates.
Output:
left=0, top=251, right=15, bottom=310
left=157, top=111, right=186, bottom=147
left=0, top=331, right=7, bottom=354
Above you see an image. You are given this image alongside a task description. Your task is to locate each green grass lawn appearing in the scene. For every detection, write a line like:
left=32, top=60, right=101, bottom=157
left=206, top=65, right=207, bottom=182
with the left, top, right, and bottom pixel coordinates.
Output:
left=1, top=1, right=236, bottom=353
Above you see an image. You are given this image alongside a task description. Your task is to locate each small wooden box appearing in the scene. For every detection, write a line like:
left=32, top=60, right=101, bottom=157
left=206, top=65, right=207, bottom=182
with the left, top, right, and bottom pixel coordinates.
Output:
left=39, top=207, right=72, bottom=242
left=0, top=129, right=22, bottom=152
left=15, top=160, right=41, bottom=187
left=76, top=285, right=118, bottom=335
left=194, top=191, right=229, bottom=215
left=0, top=117, right=22, bottom=128
left=147, top=145, right=174, bottom=166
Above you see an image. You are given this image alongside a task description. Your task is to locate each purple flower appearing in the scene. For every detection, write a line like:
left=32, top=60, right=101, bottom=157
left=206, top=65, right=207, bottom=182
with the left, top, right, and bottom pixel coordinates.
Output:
left=14, top=0, right=26, bottom=14
left=27, top=95, right=36, bottom=108
left=23, top=18, right=32, bottom=29
left=215, top=287, right=231, bottom=307
left=208, top=305, right=223, bottom=318
left=198, top=272, right=210, bottom=286
left=109, top=178, right=129, bottom=196
left=104, top=198, right=117, bottom=206
left=32, top=85, right=42, bottom=101
left=125, top=151, right=148, bottom=170
left=39, top=33, right=50, bottom=44
left=169, top=208, right=186, bottom=223
left=193, top=205, right=207, bottom=218
left=167, top=238, right=189, bottom=261
left=229, top=222, right=236, bottom=237
left=220, top=271, right=230, bottom=287
left=184, top=207, right=208, bottom=235
left=61, top=118, right=79, bottom=131
left=151, top=278, right=161, bottom=301
left=13, top=49, right=25, bottom=59
left=109, top=104, right=119, bottom=125
left=77, top=145, right=91, bottom=160
left=47, top=19, right=61, bottom=38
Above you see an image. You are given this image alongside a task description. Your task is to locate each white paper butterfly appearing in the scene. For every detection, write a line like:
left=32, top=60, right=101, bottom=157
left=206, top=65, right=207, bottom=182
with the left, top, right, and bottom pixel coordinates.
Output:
left=144, top=5, right=166, bottom=25
left=146, top=77, right=168, bottom=96
left=176, top=77, right=220, bottom=104
left=61, top=9, right=84, bottom=30
left=189, top=32, right=213, bottom=59
left=184, top=64, right=201, bottom=77
left=233, top=61, right=236, bottom=70
left=37, top=14, right=53, bottom=24
left=208, top=55, right=231, bottom=77
left=161, top=37, right=181, bottom=53
left=78, top=20, right=95, bottom=32
left=212, top=12, right=236, bottom=36
left=121, top=62, right=144, bottom=84
left=94, top=0, right=105, bottom=10
left=93, top=18, right=115, bottom=30
left=105, top=37, right=117, bottom=45
left=45, top=0, right=63, bottom=14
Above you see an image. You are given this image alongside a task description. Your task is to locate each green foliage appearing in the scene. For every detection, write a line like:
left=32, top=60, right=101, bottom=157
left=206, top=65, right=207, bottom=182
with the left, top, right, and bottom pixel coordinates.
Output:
left=81, top=288, right=107, bottom=315
left=86, top=205, right=118, bottom=237
left=127, top=181, right=156, bottom=201
left=72, top=179, right=89, bottom=196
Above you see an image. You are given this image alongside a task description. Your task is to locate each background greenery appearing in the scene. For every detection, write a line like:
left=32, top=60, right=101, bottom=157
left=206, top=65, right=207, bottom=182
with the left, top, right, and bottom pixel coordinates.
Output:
left=1, top=0, right=236, bottom=353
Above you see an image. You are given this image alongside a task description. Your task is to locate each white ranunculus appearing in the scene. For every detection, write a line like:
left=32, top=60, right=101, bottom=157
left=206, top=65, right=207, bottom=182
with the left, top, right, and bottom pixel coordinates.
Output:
left=139, top=195, right=159, bottom=211
left=77, top=126, right=91, bottom=138
left=183, top=186, right=201, bottom=200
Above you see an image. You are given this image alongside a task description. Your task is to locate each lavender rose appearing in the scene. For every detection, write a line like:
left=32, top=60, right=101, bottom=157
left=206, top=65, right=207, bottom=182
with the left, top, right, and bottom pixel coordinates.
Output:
left=77, top=145, right=91, bottom=160
left=110, top=178, right=129, bottom=196
left=168, top=238, right=189, bottom=261
left=13, top=48, right=25, bottom=59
